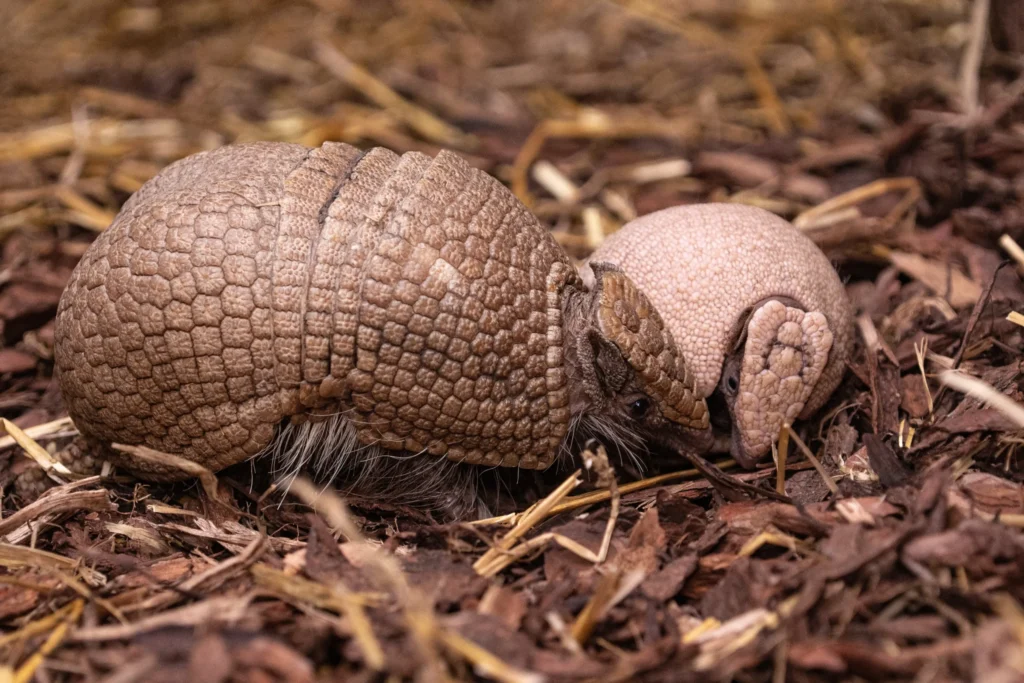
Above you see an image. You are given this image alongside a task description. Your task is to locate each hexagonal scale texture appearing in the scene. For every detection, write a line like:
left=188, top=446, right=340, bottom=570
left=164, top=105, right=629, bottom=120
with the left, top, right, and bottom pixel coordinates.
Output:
left=54, top=142, right=580, bottom=480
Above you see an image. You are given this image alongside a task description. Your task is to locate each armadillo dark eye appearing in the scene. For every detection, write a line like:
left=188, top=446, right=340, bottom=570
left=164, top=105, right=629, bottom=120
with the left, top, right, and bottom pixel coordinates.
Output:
left=628, top=397, right=650, bottom=419
left=720, top=365, right=740, bottom=396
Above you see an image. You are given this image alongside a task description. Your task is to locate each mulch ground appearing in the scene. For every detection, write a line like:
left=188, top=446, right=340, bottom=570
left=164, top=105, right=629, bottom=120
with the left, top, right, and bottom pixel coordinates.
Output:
left=3, top=1, right=1024, bottom=681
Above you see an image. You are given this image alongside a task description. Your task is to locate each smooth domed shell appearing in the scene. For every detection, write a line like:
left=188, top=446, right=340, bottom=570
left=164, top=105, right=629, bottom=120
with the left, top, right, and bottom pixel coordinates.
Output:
left=584, top=203, right=852, bottom=418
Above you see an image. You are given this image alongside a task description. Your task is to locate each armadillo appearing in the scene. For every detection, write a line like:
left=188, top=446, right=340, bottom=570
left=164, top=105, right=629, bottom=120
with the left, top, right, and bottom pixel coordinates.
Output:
left=585, top=204, right=853, bottom=468
left=52, top=142, right=712, bottom=515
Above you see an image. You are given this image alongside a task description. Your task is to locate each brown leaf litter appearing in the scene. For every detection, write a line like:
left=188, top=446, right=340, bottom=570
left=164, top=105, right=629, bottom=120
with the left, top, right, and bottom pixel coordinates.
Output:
left=3, top=0, right=1024, bottom=681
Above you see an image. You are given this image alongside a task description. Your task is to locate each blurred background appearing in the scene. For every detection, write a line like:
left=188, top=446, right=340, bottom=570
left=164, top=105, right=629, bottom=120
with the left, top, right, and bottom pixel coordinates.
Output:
left=0, top=0, right=1011, bottom=258
left=0, top=0, right=1019, bottom=383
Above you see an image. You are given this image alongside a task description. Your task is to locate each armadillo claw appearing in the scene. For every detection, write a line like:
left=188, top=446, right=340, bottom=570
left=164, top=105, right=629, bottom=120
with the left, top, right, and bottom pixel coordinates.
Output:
left=733, top=300, right=833, bottom=459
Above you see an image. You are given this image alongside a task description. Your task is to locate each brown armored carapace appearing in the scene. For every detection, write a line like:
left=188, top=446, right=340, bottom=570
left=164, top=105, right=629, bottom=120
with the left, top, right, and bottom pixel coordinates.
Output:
left=53, top=142, right=711, bottom=516
left=586, top=204, right=853, bottom=469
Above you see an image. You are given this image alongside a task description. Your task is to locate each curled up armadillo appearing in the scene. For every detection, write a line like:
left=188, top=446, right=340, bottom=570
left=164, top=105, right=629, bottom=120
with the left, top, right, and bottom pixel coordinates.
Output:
left=585, top=204, right=853, bottom=469
left=51, top=142, right=711, bottom=516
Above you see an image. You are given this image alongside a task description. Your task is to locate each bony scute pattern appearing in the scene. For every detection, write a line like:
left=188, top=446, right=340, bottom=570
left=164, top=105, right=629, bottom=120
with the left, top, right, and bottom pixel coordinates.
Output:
left=734, top=301, right=833, bottom=456
left=585, top=203, right=852, bottom=466
left=340, top=150, right=575, bottom=467
left=595, top=269, right=707, bottom=430
left=55, top=141, right=706, bottom=483
left=56, top=144, right=310, bottom=479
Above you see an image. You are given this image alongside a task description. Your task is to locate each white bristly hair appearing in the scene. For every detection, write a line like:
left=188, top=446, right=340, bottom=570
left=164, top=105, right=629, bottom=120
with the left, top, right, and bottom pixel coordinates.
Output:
left=259, top=398, right=648, bottom=518
left=564, top=411, right=648, bottom=475
left=262, top=413, right=487, bottom=517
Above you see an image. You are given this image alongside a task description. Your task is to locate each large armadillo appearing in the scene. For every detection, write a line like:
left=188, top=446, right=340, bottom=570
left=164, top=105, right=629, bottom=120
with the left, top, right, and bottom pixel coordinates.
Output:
left=53, top=141, right=711, bottom=515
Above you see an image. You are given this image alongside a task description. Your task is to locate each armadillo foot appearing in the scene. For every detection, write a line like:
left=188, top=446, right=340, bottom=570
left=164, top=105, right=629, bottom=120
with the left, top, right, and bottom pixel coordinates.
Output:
left=12, top=434, right=110, bottom=502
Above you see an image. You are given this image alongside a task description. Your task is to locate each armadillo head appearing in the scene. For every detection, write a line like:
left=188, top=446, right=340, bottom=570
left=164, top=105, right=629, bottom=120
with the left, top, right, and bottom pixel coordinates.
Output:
left=566, top=263, right=712, bottom=462
left=583, top=204, right=853, bottom=472
left=717, top=298, right=834, bottom=468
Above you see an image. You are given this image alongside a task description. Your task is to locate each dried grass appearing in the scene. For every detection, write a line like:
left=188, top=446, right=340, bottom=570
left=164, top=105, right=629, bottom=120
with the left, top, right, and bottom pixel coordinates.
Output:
left=2, top=1, right=1022, bottom=680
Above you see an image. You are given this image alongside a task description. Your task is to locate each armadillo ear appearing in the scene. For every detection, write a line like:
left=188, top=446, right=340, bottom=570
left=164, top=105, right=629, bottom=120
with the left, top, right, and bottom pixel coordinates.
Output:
left=732, top=299, right=834, bottom=458
left=589, top=263, right=709, bottom=430
left=586, top=329, right=630, bottom=395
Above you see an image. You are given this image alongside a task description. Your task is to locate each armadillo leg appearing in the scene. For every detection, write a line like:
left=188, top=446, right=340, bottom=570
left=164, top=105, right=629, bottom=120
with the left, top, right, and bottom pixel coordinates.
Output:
left=335, top=454, right=490, bottom=520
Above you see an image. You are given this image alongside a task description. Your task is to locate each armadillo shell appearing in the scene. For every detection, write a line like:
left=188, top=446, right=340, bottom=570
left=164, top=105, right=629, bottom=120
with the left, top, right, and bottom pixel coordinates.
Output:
left=594, top=269, right=708, bottom=430
left=54, top=142, right=578, bottom=480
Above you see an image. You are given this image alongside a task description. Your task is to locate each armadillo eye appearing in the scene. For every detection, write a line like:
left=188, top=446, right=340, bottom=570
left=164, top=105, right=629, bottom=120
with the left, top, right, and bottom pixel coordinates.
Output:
left=628, top=397, right=650, bottom=419
left=720, top=365, right=741, bottom=396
